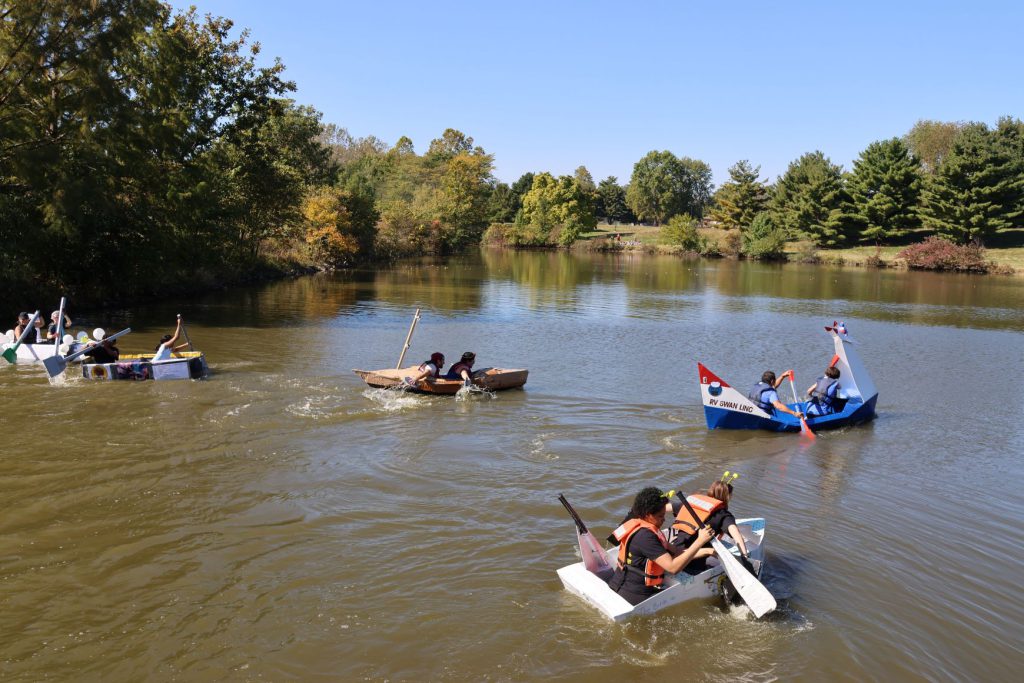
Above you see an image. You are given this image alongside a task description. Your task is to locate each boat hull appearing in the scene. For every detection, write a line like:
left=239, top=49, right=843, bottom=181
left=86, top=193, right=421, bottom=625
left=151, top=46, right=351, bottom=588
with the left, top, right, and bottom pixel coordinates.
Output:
left=2, top=342, right=84, bottom=363
left=704, top=394, right=877, bottom=432
left=81, top=352, right=208, bottom=381
left=557, top=518, right=767, bottom=622
left=353, top=366, right=528, bottom=394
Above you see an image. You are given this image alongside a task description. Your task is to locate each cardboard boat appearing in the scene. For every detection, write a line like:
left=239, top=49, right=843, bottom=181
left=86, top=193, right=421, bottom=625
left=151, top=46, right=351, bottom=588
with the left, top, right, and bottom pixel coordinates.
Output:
left=81, top=352, right=208, bottom=381
left=352, top=366, right=528, bottom=394
left=698, top=322, right=877, bottom=431
left=557, top=518, right=767, bottom=622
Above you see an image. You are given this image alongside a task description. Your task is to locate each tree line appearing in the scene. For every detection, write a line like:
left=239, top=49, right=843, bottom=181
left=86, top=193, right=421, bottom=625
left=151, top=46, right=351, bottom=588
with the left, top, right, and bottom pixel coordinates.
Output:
left=2, top=2, right=1022, bottom=306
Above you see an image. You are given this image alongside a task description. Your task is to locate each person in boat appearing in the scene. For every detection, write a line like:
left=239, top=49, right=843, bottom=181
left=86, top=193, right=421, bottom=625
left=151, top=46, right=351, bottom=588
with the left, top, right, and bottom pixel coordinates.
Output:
left=668, top=479, right=751, bottom=574
left=805, top=366, right=844, bottom=416
left=607, top=486, right=714, bottom=606
left=403, top=352, right=445, bottom=388
left=29, top=315, right=47, bottom=344
left=46, top=309, right=73, bottom=343
left=13, top=312, right=32, bottom=340
left=444, top=351, right=477, bottom=387
left=152, top=317, right=189, bottom=361
left=749, top=370, right=804, bottom=419
left=81, top=333, right=120, bottom=364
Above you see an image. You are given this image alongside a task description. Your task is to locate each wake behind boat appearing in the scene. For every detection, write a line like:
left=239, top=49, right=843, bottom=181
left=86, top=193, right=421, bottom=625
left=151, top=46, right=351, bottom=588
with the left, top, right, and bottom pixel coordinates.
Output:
left=698, top=321, right=878, bottom=432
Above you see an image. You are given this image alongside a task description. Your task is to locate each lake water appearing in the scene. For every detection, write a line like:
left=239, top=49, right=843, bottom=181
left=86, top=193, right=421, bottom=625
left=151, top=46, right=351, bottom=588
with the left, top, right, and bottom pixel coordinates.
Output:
left=2, top=249, right=1022, bottom=681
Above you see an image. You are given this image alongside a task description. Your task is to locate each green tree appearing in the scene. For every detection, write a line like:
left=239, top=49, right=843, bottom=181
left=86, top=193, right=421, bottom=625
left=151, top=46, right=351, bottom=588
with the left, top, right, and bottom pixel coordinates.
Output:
left=597, top=176, right=632, bottom=223
left=709, top=160, right=770, bottom=231
left=772, top=151, right=857, bottom=246
left=920, top=123, right=1024, bottom=245
left=516, top=172, right=596, bottom=245
left=660, top=214, right=701, bottom=251
left=626, top=150, right=713, bottom=224
left=741, top=212, right=787, bottom=260
left=846, top=138, right=923, bottom=243
left=904, top=120, right=963, bottom=174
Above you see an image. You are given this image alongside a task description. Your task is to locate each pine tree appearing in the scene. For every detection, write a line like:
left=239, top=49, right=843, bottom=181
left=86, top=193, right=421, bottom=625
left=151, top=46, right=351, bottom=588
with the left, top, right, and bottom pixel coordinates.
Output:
left=847, top=138, right=923, bottom=244
left=772, top=151, right=857, bottom=246
left=920, top=123, right=1024, bottom=245
left=709, top=160, right=770, bottom=231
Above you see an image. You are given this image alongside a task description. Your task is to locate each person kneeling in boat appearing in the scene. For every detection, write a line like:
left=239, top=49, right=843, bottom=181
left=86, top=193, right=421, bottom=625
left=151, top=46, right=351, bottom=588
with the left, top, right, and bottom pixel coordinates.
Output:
left=153, top=317, right=189, bottom=361
left=403, top=352, right=445, bottom=388
left=669, top=479, right=751, bottom=574
left=81, top=333, right=120, bottom=364
left=13, top=312, right=32, bottom=340
left=804, top=366, right=844, bottom=416
left=749, top=371, right=804, bottom=419
left=607, top=487, right=714, bottom=605
left=46, top=309, right=73, bottom=343
left=445, top=351, right=476, bottom=387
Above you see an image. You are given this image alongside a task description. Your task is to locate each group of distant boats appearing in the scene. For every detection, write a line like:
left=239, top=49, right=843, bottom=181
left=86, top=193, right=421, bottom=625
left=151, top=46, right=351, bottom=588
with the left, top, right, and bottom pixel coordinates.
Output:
left=2, top=298, right=207, bottom=381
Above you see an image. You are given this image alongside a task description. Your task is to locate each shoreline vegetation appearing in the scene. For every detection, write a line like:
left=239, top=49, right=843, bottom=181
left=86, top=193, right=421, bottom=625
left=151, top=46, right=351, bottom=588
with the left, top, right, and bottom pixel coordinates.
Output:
left=557, top=224, right=1024, bottom=276
left=3, top=3, right=1023, bottom=311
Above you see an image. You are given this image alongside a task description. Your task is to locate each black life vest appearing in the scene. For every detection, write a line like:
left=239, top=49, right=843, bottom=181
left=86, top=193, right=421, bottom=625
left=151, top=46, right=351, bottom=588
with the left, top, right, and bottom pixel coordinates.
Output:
left=809, top=377, right=838, bottom=410
left=748, top=381, right=775, bottom=412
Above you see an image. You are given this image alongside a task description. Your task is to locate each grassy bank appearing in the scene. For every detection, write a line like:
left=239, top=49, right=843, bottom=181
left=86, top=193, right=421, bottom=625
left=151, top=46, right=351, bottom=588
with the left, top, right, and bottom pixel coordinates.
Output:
left=576, top=224, right=1023, bottom=275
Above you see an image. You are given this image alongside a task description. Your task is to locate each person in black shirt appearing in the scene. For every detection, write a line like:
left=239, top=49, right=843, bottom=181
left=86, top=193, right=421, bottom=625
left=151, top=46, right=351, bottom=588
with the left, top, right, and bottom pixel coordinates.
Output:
left=82, top=335, right=120, bottom=364
left=669, top=480, right=750, bottom=573
left=607, top=487, right=713, bottom=605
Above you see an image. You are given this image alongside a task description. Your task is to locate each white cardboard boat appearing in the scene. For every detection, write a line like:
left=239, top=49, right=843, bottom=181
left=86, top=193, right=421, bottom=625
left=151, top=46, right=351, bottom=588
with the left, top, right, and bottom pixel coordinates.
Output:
left=557, top=518, right=767, bottom=622
left=1, top=341, right=84, bottom=363
left=81, top=352, right=208, bottom=381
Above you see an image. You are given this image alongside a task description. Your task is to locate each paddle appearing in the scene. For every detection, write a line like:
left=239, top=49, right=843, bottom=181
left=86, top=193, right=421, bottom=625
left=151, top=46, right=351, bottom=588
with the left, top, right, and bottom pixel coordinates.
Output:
left=678, top=493, right=776, bottom=618
left=784, top=370, right=816, bottom=440
left=53, top=296, right=67, bottom=346
left=558, top=494, right=612, bottom=575
left=2, top=311, right=41, bottom=363
left=396, top=308, right=421, bottom=369
left=178, top=314, right=194, bottom=351
left=43, top=327, right=131, bottom=378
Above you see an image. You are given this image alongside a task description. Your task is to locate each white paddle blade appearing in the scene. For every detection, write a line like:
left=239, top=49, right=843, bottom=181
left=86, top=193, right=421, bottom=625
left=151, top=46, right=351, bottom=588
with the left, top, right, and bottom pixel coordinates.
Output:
left=577, top=528, right=612, bottom=574
left=711, top=538, right=776, bottom=618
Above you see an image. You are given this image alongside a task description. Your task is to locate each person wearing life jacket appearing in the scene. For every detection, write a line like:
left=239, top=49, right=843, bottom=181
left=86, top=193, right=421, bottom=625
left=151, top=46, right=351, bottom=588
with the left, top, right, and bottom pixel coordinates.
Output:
left=606, top=486, right=714, bottom=606
left=805, top=365, right=842, bottom=416
left=445, top=351, right=476, bottom=387
left=403, top=352, right=445, bottom=388
left=748, top=370, right=804, bottom=419
left=669, top=479, right=751, bottom=574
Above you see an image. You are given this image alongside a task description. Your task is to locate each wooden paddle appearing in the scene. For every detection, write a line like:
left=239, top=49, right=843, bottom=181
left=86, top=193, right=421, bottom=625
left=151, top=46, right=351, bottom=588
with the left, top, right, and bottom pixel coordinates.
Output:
left=2, top=311, right=41, bottom=363
left=178, top=314, right=194, bottom=351
left=43, top=327, right=131, bottom=378
left=396, top=308, right=421, bottom=369
left=678, top=494, right=776, bottom=618
left=558, top=494, right=612, bottom=575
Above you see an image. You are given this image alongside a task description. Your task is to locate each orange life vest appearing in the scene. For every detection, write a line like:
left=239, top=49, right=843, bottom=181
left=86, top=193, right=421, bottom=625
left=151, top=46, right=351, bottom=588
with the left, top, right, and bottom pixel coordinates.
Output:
left=613, top=518, right=669, bottom=587
left=671, top=494, right=725, bottom=537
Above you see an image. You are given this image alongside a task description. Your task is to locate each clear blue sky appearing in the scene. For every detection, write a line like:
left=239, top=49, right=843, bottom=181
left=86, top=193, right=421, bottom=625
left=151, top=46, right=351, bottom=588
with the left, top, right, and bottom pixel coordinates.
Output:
left=170, top=0, right=1024, bottom=187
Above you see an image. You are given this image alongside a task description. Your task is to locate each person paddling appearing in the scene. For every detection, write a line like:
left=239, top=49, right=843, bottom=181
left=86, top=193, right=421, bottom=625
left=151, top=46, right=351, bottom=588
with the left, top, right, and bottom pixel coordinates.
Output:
left=445, top=351, right=476, bottom=387
left=805, top=366, right=844, bottom=416
left=606, top=487, right=713, bottom=605
left=153, top=317, right=189, bottom=361
left=404, top=352, right=445, bottom=388
left=669, top=475, right=751, bottom=573
left=749, top=370, right=804, bottom=419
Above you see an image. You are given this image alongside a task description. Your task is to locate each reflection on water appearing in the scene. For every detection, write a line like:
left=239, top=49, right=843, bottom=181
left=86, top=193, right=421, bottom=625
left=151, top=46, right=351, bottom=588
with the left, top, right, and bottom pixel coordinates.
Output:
left=1, top=249, right=1022, bottom=681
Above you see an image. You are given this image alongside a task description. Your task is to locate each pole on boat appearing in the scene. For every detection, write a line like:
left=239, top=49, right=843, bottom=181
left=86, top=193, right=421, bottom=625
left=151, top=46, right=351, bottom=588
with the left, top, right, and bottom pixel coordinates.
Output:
left=396, top=308, right=421, bottom=369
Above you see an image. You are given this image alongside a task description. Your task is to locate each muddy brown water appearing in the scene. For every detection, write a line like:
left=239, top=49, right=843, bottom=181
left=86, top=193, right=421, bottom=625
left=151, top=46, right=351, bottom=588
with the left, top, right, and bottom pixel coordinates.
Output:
left=2, top=250, right=1022, bottom=681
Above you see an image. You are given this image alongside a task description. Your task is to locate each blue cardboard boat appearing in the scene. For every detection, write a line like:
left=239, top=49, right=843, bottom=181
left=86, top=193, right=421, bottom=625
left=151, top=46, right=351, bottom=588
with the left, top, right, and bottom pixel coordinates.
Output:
left=698, top=322, right=878, bottom=432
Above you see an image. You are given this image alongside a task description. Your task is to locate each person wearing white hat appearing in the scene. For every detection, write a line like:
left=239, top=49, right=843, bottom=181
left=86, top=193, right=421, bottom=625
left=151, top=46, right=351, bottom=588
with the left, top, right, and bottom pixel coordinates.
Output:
left=46, top=309, right=72, bottom=343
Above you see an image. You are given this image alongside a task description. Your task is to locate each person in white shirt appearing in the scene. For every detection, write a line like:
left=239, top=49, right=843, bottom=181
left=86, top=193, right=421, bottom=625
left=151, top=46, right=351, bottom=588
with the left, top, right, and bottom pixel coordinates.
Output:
left=152, top=316, right=189, bottom=361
